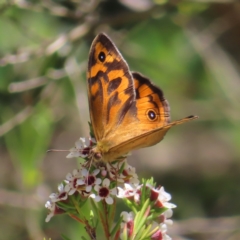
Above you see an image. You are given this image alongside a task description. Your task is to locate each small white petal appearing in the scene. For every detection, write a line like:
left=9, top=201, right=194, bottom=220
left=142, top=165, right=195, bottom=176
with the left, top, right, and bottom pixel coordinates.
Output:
left=110, top=188, right=117, bottom=196
left=66, top=149, right=82, bottom=158
left=94, top=185, right=100, bottom=191
left=68, top=188, right=76, bottom=195
left=45, top=201, right=52, bottom=209
left=120, top=211, right=129, bottom=221
left=120, top=211, right=134, bottom=222
left=85, top=185, right=92, bottom=192
left=81, top=168, right=88, bottom=177
left=89, top=193, right=96, bottom=199
left=65, top=173, right=73, bottom=180
left=165, top=219, right=173, bottom=225
left=58, top=183, right=64, bottom=192
left=80, top=137, right=86, bottom=142
left=95, top=178, right=102, bottom=185
left=93, top=169, right=100, bottom=176
left=117, top=187, right=125, bottom=198
left=73, top=169, right=79, bottom=176
left=49, top=193, right=58, bottom=199
left=45, top=212, right=54, bottom=222
left=163, top=202, right=176, bottom=209
left=102, top=178, right=110, bottom=187
left=66, top=152, right=74, bottom=158
left=75, top=139, right=84, bottom=148
left=94, top=195, right=101, bottom=202
left=165, top=209, right=173, bottom=218
left=77, top=179, right=85, bottom=185
left=105, top=196, right=113, bottom=205
left=64, top=184, right=71, bottom=192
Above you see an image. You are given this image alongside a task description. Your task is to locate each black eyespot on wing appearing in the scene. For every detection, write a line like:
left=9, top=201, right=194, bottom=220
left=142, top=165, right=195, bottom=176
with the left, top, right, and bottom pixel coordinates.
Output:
left=98, top=52, right=105, bottom=62
left=147, top=109, right=157, bottom=121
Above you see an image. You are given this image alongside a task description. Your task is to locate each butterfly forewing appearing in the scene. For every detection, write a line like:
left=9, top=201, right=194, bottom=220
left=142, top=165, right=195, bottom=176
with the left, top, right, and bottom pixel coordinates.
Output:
left=87, top=33, right=136, bottom=141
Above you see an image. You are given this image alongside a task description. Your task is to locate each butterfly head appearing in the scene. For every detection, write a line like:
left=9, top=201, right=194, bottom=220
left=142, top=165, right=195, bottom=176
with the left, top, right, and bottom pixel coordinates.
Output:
left=90, top=148, right=102, bottom=161
left=90, top=140, right=111, bottom=162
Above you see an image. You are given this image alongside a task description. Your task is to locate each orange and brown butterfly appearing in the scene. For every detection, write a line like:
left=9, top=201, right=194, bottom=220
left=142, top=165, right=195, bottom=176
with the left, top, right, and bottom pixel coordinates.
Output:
left=87, top=33, right=198, bottom=163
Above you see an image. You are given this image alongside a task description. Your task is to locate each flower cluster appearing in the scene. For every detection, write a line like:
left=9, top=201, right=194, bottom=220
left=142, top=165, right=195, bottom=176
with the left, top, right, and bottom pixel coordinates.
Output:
left=45, top=137, right=176, bottom=240
left=118, top=183, right=176, bottom=240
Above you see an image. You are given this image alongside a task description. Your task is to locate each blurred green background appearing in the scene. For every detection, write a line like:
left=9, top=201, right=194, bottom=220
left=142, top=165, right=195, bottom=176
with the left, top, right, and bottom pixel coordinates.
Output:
left=0, top=0, right=240, bottom=239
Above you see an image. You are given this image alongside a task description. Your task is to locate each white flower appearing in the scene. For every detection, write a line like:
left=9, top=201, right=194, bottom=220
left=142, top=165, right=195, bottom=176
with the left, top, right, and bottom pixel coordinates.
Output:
left=45, top=201, right=55, bottom=222
left=64, top=169, right=82, bottom=195
left=120, top=211, right=135, bottom=239
left=151, top=222, right=172, bottom=240
left=157, top=187, right=176, bottom=209
left=162, top=209, right=173, bottom=225
left=106, top=161, right=124, bottom=183
left=77, top=168, right=101, bottom=192
left=120, top=162, right=139, bottom=184
left=66, top=137, right=95, bottom=158
left=90, top=178, right=117, bottom=204
left=146, top=184, right=176, bottom=209
left=117, top=183, right=138, bottom=199
left=159, top=223, right=172, bottom=240
left=49, top=183, right=68, bottom=202
left=45, top=200, right=65, bottom=222
left=106, top=160, right=139, bottom=185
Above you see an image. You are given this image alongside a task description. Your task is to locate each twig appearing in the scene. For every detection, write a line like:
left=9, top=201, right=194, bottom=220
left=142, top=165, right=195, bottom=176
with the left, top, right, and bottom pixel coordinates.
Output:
left=0, top=21, right=91, bottom=66
left=9, top=76, right=48, bottom=93
left=0, top=188, right=43, bottom=210
left=170, top=216, right=240, bottom=236
left=0, top=106, right=33, bottom=137
left=8, top=69, right=67, bottom=93
left=14, top=0, right=79, bottom=18
left=185, top=20, right=240, bottom=123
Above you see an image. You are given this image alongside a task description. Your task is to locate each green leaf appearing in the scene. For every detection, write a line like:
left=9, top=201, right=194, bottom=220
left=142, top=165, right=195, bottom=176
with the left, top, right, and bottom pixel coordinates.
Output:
left=110, top=215, right=123, bottom=239
left=108, top=197, right=117, bottom=228
left=132, top=199, right=150, bottom=239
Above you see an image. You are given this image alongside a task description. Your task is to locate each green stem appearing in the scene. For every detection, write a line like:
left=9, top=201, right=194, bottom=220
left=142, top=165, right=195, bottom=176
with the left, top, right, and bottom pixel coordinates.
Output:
left=98, top=200, right=111, bottom=240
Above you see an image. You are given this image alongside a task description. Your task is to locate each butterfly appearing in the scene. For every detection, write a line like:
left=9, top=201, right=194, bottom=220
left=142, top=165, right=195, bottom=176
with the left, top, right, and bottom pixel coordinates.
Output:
left=87, top=33, right=198, bottom=163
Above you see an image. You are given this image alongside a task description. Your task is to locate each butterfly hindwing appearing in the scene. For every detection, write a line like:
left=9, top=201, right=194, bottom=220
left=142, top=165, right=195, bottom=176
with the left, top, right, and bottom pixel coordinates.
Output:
left=133, top=72, right=170, bottom=128
left=107, top=73, right=198, bottom=160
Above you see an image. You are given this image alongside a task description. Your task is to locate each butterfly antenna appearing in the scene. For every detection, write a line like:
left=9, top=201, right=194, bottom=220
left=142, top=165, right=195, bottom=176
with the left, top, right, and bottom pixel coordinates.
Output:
left=47, top=148, right=89, bottom=154
left=47, top=149, right=70, bottom=153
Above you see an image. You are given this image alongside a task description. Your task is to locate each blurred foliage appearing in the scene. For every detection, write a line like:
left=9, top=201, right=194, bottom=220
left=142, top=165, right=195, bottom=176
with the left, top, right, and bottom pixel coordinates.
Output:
left=0, top=0, right=240, bottom=239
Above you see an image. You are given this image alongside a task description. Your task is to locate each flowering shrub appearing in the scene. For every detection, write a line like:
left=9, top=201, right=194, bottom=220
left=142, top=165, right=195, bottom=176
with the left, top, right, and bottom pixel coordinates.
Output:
left=45, top=137, right=176, bottom=240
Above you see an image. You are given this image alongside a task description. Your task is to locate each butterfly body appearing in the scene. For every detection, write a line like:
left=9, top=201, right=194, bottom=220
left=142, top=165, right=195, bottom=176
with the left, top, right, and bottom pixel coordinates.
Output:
left=87, top=33, right=198, bottom=163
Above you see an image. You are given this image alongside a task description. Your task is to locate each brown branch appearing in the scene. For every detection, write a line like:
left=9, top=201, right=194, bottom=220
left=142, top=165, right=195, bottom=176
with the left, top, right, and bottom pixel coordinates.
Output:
left=9, top=77, right=48, bottom=93
left=14, top=0, right=79, bottom=18
left=170, top=216, right=240, bottom=237
left=0, top=188, right=43, bottom=210
left=8, top=69, right=67, bottom=93
left=0, top=21, right=91, bottom=66
left=184, top=18, right=240, bottom=123
left=0, top=106, right=33, bottom=137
